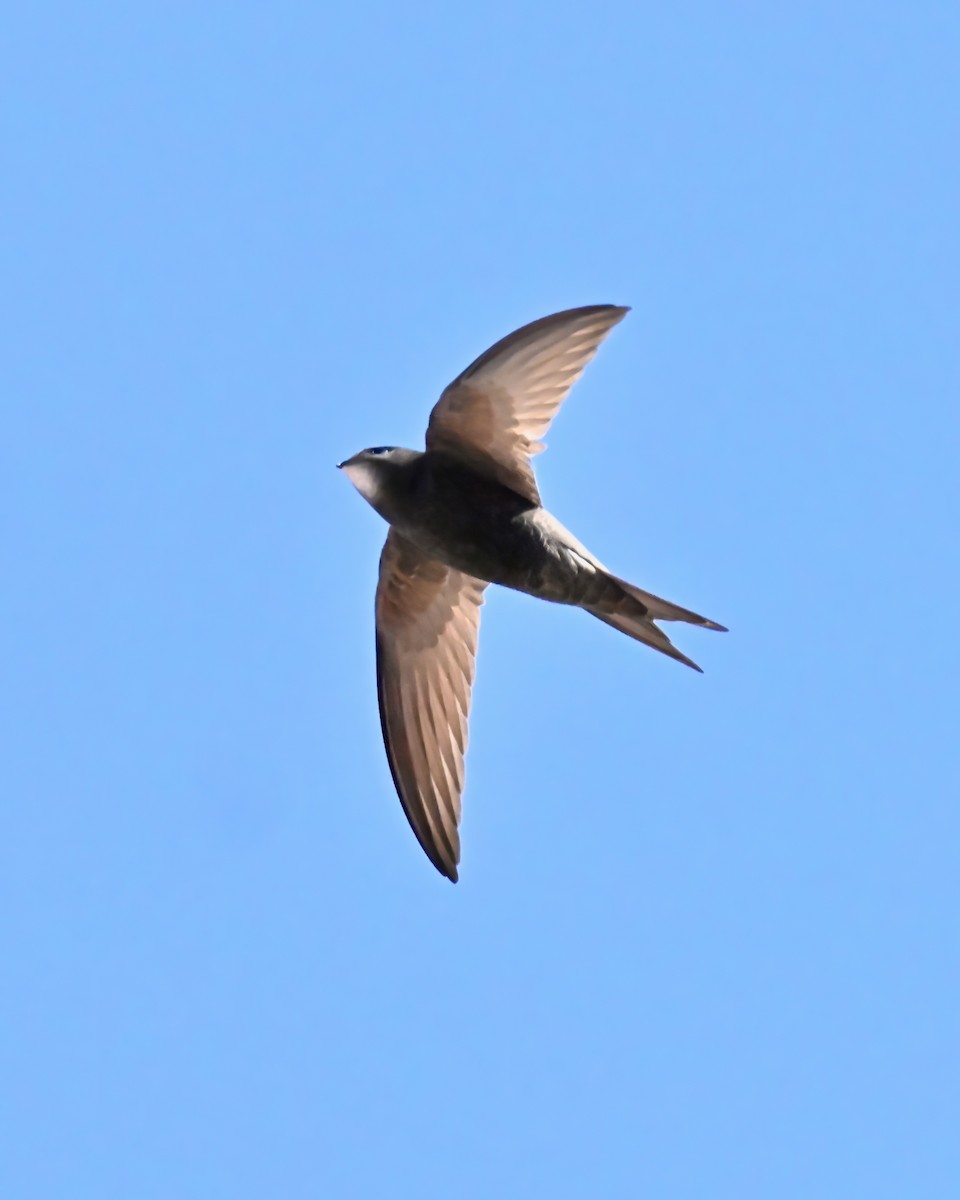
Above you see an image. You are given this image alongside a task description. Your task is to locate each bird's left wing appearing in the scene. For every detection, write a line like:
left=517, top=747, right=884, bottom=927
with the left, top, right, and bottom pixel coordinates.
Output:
left=375, top=528, right=487, bottom=882
left=426, top=305, right=629, bottom=504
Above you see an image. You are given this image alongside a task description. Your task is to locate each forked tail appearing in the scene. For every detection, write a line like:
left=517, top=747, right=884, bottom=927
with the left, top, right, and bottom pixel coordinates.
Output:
left=586, top=575, right=727, bottom=672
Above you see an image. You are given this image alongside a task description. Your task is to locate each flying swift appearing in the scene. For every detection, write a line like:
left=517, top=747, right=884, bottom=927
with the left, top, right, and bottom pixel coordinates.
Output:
left=339, top=305, right=726, bottom=881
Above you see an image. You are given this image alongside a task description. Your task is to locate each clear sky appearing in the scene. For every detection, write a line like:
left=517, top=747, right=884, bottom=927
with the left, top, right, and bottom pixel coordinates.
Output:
left=3, top=4, right=958, bottom=1197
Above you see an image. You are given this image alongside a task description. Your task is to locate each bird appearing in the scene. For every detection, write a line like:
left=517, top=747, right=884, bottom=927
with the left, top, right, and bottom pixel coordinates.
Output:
left=338, top=305, right=726, bottom=882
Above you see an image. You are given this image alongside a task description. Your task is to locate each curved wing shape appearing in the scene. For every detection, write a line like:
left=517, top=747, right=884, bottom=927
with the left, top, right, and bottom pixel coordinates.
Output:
left=426, top=304, right=629, bottom=504
left=375, top=529, right=487, bottom=881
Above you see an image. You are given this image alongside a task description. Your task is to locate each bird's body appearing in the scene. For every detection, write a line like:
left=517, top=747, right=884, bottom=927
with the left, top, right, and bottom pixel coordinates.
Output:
left=339, top=305, right=726, bottom=881
left=369, top=449, right=596, bottom=602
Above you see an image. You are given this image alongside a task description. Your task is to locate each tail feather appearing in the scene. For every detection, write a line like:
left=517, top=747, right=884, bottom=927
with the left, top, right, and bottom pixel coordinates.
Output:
left=588, top=607, right=705, bottom=672
left=614, top=578, right=728, bottom=631
left=586, top=575, right=727, bottom=671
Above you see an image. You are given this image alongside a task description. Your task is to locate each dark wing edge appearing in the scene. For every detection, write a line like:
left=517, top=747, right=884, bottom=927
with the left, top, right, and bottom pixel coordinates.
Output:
left=375, top=531, right=487, bottom=881
left=450, top=304, right=630, bottom=388
left=425, top=304, right=630, bottom=504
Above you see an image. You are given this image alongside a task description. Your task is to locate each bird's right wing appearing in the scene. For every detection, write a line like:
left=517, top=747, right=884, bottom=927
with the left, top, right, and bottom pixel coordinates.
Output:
left=375, top=529, right=487, bottom=882
left=425, top=305, right=629, bottom=504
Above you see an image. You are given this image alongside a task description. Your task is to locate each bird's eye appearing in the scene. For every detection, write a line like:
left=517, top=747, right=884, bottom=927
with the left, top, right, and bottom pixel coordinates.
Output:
left=367, top=446, right=393, bottom=456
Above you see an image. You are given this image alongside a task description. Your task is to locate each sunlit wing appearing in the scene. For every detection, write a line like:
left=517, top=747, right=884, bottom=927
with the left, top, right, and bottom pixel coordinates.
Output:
left=375, top=529, right=487, bottom=881
left=425, top=304, right=629, bottom=504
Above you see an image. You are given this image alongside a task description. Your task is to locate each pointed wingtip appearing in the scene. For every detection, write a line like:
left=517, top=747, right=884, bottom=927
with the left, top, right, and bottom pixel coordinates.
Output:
left=433, top=858, right=459, bottom=883
left=703, top=620, right=729, bottom=632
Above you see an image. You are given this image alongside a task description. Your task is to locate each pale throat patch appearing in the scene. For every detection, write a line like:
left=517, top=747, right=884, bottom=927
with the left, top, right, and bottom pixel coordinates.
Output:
left=343, top=459, right=385, bottom=506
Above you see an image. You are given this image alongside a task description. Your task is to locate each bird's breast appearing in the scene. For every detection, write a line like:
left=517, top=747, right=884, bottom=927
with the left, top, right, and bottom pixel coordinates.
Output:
left=395, top=462, right=600, bottom=604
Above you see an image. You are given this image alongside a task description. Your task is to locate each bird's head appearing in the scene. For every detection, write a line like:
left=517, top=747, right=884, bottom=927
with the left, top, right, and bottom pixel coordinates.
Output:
left=337, top=446, right=419, bottom=522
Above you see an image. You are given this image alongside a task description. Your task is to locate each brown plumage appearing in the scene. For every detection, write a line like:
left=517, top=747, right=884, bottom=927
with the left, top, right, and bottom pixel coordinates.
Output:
left=339, top=305, right=726, bottom=880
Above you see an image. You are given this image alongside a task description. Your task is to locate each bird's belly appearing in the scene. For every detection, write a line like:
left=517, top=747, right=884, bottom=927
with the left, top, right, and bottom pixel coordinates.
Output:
left=398, top=507, right=590, bottom=605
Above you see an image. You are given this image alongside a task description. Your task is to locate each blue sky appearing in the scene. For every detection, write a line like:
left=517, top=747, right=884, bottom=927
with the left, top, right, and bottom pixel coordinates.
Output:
left=3, top=4, right=958, bottom=1197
